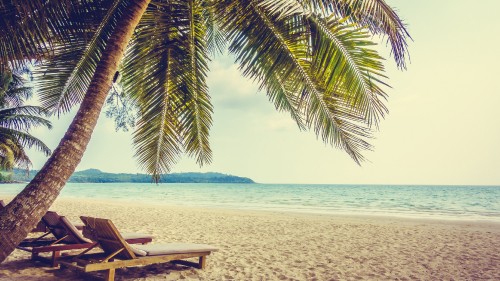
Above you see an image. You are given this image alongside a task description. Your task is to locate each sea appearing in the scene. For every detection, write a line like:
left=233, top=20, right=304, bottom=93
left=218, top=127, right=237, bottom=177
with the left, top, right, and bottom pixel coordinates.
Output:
left=1, top=183, right=499, bottom=222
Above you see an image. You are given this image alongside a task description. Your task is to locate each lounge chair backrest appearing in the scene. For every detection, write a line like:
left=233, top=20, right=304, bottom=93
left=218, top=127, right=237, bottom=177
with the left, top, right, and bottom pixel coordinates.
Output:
left=42, top=211, right=87, bottom=244
left=42, top=211, right=65, bottom=237
left=59, top=216, right=92, bottom=244
left=80, top=216, right=137, bottom=260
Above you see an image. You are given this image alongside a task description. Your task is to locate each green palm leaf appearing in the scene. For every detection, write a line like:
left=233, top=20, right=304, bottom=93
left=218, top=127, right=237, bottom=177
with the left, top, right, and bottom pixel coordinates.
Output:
left=0, top=106, right=52, bottom=131
left=123, top=1, right=189, bottom=181
left=308, top=15, right=388, bottom=126
left=182, top=0, right=213, bottom=166
left=0, top=0, right=78, bottom=70
left=204, top=2, right=228, bottom=56
left=0, top=128, right=51, bottom=157
left=322, top=0, right=411, bottom=68
left=0, top=71, right=32, bottom=107
left=35, top=0, right=126, bottom=114
left=0, top=137, right=34, bottom=169
left=257, top=0, right=411, bottom=68
left=219, top=0, right=384, bottom=162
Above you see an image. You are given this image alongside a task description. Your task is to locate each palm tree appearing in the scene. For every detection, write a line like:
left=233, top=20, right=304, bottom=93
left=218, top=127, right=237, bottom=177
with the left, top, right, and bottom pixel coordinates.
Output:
left=0, top=0, right=410, bottom=262
left=0, top=70, right=52, bottom=173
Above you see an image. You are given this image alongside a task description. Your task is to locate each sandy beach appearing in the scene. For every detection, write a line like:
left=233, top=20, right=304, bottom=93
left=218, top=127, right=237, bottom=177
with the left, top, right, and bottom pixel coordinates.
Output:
left=1, top=198, right=499, bottom=280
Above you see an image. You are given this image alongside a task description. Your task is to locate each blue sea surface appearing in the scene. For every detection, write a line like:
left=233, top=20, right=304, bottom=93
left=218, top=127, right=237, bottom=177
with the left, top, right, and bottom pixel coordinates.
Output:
left=1, top=183, right=499, bottom=222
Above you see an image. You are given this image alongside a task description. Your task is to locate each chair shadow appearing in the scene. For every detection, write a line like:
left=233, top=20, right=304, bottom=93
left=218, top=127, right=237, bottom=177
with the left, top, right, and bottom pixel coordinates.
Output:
left=56, top=262, right=198, bottom=280
left=2, top=257, right=199, bottom=280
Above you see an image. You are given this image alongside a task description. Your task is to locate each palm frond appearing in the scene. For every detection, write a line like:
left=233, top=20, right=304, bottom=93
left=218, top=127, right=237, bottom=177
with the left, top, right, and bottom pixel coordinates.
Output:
left=0, top=128, right=51, bottom=156
left=182, top=0, right=213, bottom=166
left=0, top=0, right=77, bottom=70
left=264, top=73, right=307, bottom=130
left=35, top=0, right=126, bottom=114
left=0, top=70, right=13, bottom=96
left=122, top=0, right=214, bottom=180
left=324, top=0, right=411, bottom=68
left=308, top=15, right=388, bottom=127
left=257, top=0, right=306, bottom=19
left=204, top=1, right=228, bottom=56
left=0, top=106, right=52, bottom=131
left=0, top=70, right=33, bottom=107
left=255, top=0, right=410, bottom=68
left=0, top=138, right=31, bottom=169
left=219, top=0, right=375, bottom=162
left=123, top=0, right=190, bottom=181
left=0, top=142, right=16, bottom=170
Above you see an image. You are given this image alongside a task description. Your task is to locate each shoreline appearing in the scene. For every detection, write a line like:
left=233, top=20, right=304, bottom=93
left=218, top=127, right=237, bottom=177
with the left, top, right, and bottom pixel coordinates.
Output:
left=3, top=183, right=499, bottom=225
left=52, top=197, right=500, bottom=225
left=60, top=197, right=500, bottom=227
left=3, top=196, right=500, bottom=226
left=1, top=197, right=499, bottom=280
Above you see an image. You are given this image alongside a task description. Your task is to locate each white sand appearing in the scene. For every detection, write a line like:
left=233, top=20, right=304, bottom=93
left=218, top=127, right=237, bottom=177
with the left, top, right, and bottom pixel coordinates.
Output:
left=1, top=198, right=499, bottom=280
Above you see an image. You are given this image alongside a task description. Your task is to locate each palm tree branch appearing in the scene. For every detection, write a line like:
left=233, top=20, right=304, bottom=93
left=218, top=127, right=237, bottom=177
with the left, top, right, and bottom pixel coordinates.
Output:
left=252, top=1, right=370, bottom=162
left=325, top=0, right=411, bottom=68
left=256, top=0, right=410, bottom=68
left=0, top=0, right=87, bottom=70
left=0, top=128, right=51, bottom=156
left=308, top=15, right=388, bottom=126
left=0, top=106, right=52, bottom=131
left=124, top=3, right=190, bottom=181
left=204, top=2, right=228, bottom=56
left=35, top=0, right=125, bottom=114
left=183, top=0, right=213, bottom=166
left=219, top=0, right=374, bottom=162
left=263, top=72, right=306, bottom=130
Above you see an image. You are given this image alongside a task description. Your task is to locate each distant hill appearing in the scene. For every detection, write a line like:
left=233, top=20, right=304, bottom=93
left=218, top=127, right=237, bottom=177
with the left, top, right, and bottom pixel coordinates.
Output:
left=9, top=168, right=255, bottom=184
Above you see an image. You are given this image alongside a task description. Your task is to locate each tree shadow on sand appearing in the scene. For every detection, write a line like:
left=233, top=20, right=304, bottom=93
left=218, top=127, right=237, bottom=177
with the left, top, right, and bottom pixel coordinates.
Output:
left=0, top=258, right=65, bottom=281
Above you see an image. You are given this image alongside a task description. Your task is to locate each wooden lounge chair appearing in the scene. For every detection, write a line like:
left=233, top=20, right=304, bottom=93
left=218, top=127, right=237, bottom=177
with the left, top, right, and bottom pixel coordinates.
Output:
left=60, top=216, right=218, bottom=281
left=18, top=212, right=154, bottom=267
left=20, top=211, right=87, bottom=249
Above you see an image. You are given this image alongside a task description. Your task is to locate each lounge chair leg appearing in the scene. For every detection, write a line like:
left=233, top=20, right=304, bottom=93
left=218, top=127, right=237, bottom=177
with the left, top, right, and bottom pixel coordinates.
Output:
left=104, top=268, right=115, bottom=281
left=51, top=251, right=60, bottom=267
left=31, top=252, right=39, bottom=261
left=198, top=256, right=206, bottom=269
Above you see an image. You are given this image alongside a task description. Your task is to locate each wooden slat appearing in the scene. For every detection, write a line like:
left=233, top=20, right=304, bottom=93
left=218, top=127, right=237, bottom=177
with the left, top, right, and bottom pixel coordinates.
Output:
left=30, top=243, right=95, bottom=253
left=105, top=268, right=115, bottom=281
left=58, top=260, right=85, bottom=270
left=124, top=237, right=152, bottom=245
left=199, top=256, right=206, bottom=269
left=80, top=217, right=136, bottom=260
left=18, top=238, right=144, bottom=255
left=18, top=239, right=56, bottom=248
left=83, top=252, right=211, bottom=271
left=171, top=257, right=206, bottom=269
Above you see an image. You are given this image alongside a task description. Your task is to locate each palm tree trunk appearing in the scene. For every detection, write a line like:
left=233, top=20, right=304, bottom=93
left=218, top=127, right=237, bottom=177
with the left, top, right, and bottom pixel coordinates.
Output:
left=0, top=0, right=151, bottom=263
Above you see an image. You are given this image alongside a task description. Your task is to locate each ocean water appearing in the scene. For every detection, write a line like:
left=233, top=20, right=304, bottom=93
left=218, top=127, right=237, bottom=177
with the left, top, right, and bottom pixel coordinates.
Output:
left=1, top=183, right=499, bottom=222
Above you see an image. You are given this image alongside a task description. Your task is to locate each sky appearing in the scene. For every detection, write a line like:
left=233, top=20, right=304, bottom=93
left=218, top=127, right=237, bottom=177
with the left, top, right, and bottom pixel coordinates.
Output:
left=26, top=0, right=500, bottom=185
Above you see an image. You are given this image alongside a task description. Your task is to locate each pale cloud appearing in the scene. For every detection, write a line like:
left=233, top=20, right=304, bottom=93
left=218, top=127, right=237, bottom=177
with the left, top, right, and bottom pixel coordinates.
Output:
left=208, top=56, right=260, bottom=103
left=265, top=115, right=296, bottom=132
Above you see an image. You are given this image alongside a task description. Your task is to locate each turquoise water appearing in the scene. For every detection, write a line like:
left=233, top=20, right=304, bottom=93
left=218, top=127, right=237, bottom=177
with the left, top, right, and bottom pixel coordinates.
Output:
left=1, top=183, right=499, bottom=222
